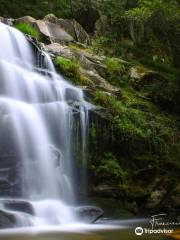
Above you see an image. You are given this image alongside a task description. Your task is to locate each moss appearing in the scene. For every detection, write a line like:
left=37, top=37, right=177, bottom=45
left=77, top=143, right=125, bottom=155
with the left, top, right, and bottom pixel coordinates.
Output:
left=92, top=88, right=179, bottom=160
left=54, top=56, right=88, bottom=85
left=103, top=57, right=128, bottom=87
left=14, top=23, right=39, bottom=39
left=104, top=57, right=122, bottom=72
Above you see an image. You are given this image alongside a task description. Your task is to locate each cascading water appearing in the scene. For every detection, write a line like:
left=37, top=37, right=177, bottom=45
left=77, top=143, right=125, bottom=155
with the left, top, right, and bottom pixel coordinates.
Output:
left=0, top=22, right=89, bottom=226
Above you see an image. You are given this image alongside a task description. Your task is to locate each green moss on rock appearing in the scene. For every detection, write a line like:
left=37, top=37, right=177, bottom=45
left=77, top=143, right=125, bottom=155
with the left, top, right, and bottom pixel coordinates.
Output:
left=54, top=56, right=87, bottom=85
left=14, top=23, right=39, bottom=39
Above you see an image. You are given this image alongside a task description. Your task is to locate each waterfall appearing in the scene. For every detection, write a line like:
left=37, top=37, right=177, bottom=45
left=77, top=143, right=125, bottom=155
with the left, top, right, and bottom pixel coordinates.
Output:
left=0, top=22, right=89, bottom=226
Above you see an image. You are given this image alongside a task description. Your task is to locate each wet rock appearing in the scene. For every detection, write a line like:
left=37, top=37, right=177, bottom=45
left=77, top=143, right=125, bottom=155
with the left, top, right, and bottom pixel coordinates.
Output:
left=76, top=206, right=104, bottom=223
left=65, top=88, right=82, bottom=102
left=0, top=199, right=34, bottom=215
left=0, top=208, right=32, bottom=229
left=0, top=209, right=17, bottom=228
left=0, top=17, right=14, bottom=25
left=0, top=153, right=22, bottom=197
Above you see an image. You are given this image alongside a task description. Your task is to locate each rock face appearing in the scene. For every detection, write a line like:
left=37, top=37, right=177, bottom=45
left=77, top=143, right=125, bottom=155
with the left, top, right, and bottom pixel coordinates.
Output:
left=45, top=43, right=119, bottom=93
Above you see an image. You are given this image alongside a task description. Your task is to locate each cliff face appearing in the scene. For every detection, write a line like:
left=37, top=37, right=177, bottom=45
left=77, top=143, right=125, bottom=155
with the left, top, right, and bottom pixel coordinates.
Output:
left=0, top=14, right=179, bottom=216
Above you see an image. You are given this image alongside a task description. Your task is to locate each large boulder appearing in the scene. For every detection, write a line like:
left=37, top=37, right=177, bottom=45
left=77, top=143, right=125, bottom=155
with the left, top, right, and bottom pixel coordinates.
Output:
left=15, top=16, right=36, bottom=25
left=35, top=20, right=73, bottom=43
left=15, top=14, right=90, bottom=44
left=0, top=209, right=32, bottom=229
left=44, top=14, right=90, bottom=45
left=15, top=16, right=73, bottom=43
left=76, top=206, right=104, bottom=223
left=0, top=199, right=34, bottom=215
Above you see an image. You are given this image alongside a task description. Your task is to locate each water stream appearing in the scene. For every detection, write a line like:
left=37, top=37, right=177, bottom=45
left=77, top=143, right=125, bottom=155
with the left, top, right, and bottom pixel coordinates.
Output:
left=0, top=22, right=89, bottom=226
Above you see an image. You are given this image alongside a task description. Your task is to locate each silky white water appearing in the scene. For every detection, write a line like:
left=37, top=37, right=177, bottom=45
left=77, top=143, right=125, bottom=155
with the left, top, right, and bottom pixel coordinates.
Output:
left=0, top=22, right=89, bottom=226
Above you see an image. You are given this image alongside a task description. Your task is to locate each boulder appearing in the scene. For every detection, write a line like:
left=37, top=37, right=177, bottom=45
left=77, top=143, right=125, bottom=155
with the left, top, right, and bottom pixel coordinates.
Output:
left=0, top=209, right=17, bottom=229
left=16, top=14, right=90, bottom=44
left=95, top=15, right=108, bottom=36
left=15, top=16, right=36, bottom=25
left=43, top=14, right=90, bottom=45
left=45, top=43, right=74, bottom=59
left=0, top=199, right=34, bottom=215
left=15, top=15, right=73, bottom=43
left=129, top=66, right=166, bottom=88
left=79, top=68, right=119, bottom=93
left=35, top=20, right=73, bottom=43
left=0, top=209, right=32, bottom=229
left=76, top=206, right=104, bottom=223
left=72, top=48, right=107, bottom=77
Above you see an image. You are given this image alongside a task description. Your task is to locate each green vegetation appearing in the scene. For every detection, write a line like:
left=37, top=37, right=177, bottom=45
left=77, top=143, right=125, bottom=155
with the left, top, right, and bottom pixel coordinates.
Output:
left=91, top=153, right=128, bottom=184
left=103, top=57, right=127, bottom=86
left=54, top=56, right=79, bottom=77
left=54, top=56, right=87, bottom=85
left=0, top=0, right=179, bottom=213
left=14, top=23, right=39, bottom=39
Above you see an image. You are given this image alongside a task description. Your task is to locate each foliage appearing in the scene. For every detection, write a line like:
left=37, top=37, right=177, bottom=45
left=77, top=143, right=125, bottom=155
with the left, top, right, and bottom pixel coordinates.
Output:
left=54, top=56, right=87, bottom=85
left=92, top=153, right=128, bottom=183
left=14, top=23, right=39, bottom=39
left=103, top=57, right=127, bottom=86
left=93, top=88, right=179, bottom=151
